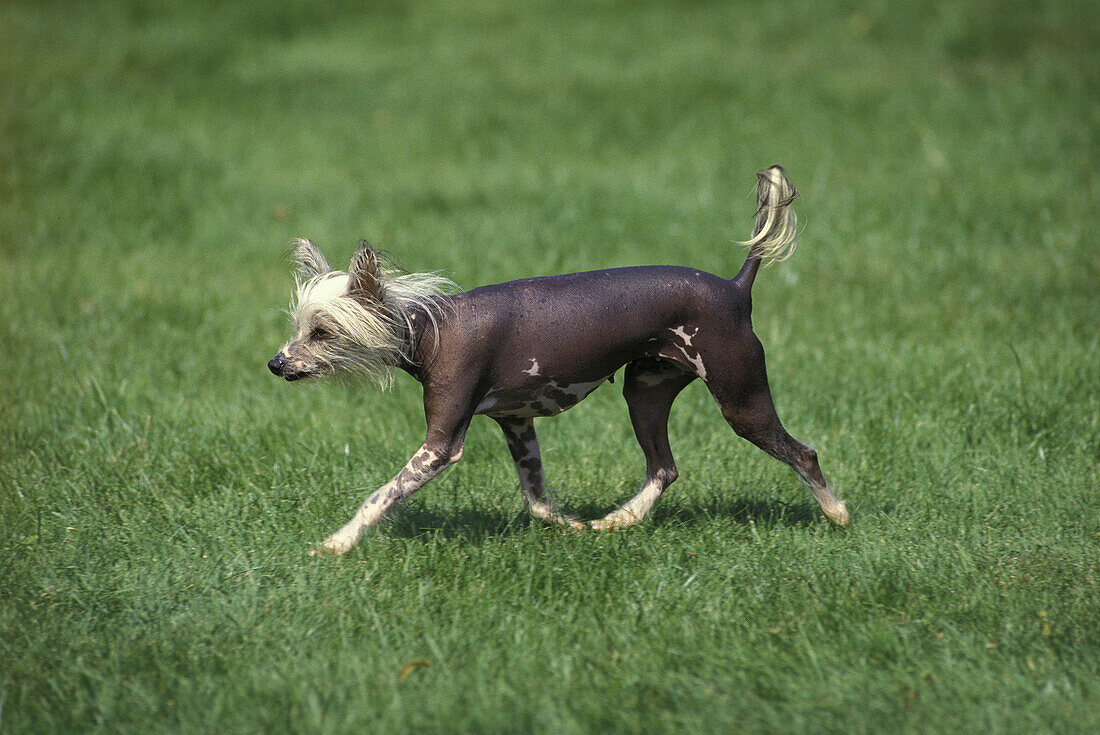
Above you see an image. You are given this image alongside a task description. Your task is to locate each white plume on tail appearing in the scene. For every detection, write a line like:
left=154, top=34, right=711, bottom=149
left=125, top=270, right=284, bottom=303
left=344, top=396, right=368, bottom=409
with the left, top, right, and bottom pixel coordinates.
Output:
left=739, top=165, right=799, bottom=265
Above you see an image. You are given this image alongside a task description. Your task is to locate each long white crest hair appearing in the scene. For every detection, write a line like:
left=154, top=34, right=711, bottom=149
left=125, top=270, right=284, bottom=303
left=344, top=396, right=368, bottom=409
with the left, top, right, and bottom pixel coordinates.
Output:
left=288, top=238, right=457, bottom=388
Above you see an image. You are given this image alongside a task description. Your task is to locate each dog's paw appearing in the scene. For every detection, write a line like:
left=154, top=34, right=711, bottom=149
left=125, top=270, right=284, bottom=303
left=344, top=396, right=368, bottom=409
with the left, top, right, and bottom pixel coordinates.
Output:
left=548, top=514, right=587, bottom=532
left=589, top=509, right=641, bottom=531
left=310, top=536, right=355, bottom=557
left=530, top=502, right=586, bottom=531
left=550, top=511, right=586, bottom=532
left=825, top=500, right=850, bottom=528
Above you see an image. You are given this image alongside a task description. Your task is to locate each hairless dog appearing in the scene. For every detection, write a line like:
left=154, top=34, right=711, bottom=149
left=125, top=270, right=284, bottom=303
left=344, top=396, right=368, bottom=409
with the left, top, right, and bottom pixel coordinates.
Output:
left=268, top=166, right=849, bottom=556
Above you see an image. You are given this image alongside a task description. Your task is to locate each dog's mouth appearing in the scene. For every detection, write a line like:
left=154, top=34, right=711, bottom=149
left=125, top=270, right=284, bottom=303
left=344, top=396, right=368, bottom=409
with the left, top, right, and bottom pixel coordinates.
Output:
left=268, top=355, right=313, bottom=382
left=284, top=369, right=319, bottom=382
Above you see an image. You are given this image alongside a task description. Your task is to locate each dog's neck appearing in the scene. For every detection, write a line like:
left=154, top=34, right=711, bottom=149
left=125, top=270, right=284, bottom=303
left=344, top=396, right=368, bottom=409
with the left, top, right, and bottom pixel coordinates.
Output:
left=396, top=301, right=443, bottom=382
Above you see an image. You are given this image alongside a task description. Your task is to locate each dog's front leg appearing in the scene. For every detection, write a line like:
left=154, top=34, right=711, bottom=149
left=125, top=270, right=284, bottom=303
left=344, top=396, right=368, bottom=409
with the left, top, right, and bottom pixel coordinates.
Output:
left=311, top=441, right=462, bottom=556
left=312, top=388, right=474, bottom=556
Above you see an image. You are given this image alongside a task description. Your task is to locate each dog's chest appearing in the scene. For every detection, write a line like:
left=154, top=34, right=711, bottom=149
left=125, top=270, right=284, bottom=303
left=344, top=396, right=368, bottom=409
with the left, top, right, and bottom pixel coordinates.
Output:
left=474, top=377, right=609, bottom=418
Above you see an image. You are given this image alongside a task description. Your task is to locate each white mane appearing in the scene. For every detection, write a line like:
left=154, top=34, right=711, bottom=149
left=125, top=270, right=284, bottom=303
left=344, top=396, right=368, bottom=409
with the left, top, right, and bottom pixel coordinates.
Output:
left=290, top=267, right=456, bottom=387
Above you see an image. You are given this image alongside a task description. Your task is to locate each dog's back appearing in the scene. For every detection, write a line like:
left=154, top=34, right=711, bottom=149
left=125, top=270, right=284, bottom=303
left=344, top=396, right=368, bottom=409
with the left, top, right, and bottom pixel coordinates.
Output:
left=435, top=265, right=751, bottom=387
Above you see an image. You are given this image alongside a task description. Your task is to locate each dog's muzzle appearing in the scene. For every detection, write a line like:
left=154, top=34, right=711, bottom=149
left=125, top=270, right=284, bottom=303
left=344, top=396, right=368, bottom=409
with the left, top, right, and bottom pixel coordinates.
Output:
left=268, top=354, right=304, bottom=381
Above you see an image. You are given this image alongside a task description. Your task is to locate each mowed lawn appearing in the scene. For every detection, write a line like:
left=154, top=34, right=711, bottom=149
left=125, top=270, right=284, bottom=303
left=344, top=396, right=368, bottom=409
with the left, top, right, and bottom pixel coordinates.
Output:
left=1, top=1, right=1097, bottom=732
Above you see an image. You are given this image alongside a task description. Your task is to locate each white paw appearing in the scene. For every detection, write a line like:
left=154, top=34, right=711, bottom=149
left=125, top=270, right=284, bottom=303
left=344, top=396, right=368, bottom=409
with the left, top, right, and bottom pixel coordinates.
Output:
left=539, top=515, right=586, bottom=531
left=548, top=511, right=586, bottom=532
left=310, top=534, right=355, bottom=557
left=825, top=500, right=850, bottom=528
left=530, top=502, right=585, bottom=531
left=589, top=509, right=641, bottom=531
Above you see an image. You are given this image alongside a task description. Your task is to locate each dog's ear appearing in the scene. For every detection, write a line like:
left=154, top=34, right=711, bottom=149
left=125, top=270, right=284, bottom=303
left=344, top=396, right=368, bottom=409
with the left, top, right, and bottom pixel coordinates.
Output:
left=290, top=238, right=333, bottom=279
left=348, top=242, right=383, bottom=305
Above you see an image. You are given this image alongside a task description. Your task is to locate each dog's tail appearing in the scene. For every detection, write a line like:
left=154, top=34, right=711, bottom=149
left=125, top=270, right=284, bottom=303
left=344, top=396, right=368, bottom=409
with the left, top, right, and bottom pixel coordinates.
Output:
left=732, top=165, right=798, bottom=292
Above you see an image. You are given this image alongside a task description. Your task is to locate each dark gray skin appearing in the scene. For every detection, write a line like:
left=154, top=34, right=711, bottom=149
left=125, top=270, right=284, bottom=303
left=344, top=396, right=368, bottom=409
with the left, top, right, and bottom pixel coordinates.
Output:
left=273, top=259, right=848, bottom=547
left=444, top=263, right=832, bottom=494
left=409, top=265, right=752, bottom=440
left=270, top=168, right=849, bottom=554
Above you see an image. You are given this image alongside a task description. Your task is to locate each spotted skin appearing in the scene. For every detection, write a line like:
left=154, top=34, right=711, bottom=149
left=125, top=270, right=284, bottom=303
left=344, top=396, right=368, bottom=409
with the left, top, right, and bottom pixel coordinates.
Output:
left=496, top=417, right=584, bottom=530
left=300, top=264, right=846, bottom=554
left=284, top=168, right=848, bottom=555
left=476, top=378, right=609, bottom=417
left=312, top=443, right=460, bottom=556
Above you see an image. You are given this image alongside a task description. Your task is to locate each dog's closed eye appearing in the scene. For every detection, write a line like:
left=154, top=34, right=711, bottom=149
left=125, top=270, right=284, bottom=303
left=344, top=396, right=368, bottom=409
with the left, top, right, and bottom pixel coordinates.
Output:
left=310, top=326, right=333, bottom=341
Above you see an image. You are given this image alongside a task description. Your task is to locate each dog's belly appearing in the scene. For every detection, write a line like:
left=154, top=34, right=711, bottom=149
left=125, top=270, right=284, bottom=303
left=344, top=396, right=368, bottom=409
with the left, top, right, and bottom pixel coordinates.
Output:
left=475, top=377, right=609, bottom=418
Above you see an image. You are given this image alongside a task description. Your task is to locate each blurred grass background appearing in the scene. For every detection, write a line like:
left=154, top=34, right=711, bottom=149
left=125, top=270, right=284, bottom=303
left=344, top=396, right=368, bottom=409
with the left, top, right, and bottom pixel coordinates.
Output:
left=1, top=1, right=1098, bottom=732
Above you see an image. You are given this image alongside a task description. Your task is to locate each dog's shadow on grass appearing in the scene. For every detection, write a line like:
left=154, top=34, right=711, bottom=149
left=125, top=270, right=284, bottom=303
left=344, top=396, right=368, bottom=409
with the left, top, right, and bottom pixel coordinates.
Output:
left=649, top=495, right=820, bottom=528
left=386, top=506, right=526, bottom=540
left=386, top=493, right=820, bottom=540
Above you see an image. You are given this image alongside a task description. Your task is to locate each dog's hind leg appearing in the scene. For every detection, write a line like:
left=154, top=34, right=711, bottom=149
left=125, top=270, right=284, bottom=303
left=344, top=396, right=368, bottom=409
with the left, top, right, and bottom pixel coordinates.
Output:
left=496, top=417, right=584, bottom=530
left=706, top=336, right=849, bottom=527
left=591, top=359, right=696, bottom=530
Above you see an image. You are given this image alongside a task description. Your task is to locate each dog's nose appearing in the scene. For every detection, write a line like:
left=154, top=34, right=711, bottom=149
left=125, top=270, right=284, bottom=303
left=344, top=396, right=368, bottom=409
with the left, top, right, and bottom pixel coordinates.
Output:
left=268, top=355, right=286, bottom=376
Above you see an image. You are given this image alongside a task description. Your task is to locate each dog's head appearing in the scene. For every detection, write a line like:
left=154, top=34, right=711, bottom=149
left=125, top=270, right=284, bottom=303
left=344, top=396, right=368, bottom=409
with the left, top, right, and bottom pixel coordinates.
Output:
left=268, top=239, right=408, bottom=385
left=268, top=239, right=455, bottom=386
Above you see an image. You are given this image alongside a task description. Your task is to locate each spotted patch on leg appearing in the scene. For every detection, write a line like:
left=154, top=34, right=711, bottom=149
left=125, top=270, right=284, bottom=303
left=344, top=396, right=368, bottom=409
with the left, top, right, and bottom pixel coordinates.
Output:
left=497, top=417, right=584, bottom=530
left=664, top=325, right=707, bottom=380
left=312, top=444, right=453, bottom=556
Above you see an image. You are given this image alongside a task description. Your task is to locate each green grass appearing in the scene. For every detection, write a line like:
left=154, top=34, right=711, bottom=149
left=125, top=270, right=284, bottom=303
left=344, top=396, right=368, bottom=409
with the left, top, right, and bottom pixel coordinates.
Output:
left=2, top=0, right=1098, bottom=732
